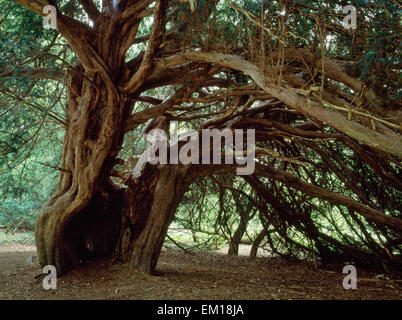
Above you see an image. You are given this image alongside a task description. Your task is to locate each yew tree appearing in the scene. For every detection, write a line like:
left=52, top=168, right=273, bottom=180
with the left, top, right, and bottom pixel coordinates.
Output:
left=2, top=0, right=401, bottom=275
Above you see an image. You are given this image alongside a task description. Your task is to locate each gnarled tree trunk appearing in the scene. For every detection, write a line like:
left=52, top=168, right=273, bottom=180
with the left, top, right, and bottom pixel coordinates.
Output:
left=35, top=69, right=126, bottom=274
left=130, top=165, right=190, bottom=274
left=35, top=67, right=189, bottom=276
left=32, top=0, right=180, bottom=276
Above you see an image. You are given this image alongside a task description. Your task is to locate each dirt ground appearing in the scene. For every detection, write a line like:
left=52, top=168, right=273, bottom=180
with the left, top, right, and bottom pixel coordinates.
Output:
left=0, top=242, right=401, bottom=300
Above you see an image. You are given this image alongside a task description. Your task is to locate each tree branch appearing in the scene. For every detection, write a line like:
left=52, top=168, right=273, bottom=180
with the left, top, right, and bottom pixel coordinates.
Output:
left=12, top=0, right=49, bottom=15
left=78, top=0, right=99, bottom=22
left=121, top=0, right=167, bottom=94
left=178, top=51, right=402, bottom=159
left=187, top=163, right=402, bottom=232
left=0, top=66, right=65, bottom=82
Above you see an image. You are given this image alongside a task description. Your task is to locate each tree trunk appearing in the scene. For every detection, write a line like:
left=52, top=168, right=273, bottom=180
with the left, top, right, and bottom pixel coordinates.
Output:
left=249, top=229, right=267, bottom=259
left=34, top=68, right=128, bottom=274
left=130, top=165, right=190, bottom=274
left=35, top=68, right=191, bottom=276
left=228, top=217, right=249, bottom=256
left=228, top=197, right=255, bottom=256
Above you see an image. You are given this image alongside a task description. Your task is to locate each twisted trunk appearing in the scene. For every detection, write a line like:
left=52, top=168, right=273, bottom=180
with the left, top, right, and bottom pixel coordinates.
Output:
left=130, top=165, right=190, bottom=274
left=34, top=68, right=188, bottom=275
left=35, top=67, right=126, bottom=273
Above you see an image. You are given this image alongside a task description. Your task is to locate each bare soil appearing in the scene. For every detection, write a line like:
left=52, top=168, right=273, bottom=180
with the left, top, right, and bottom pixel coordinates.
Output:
left=0, top=243, right=401, bottom=300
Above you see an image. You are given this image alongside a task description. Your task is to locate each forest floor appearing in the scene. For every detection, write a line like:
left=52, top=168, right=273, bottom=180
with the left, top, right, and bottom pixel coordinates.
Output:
left=0, top=240, right=401, bottom=300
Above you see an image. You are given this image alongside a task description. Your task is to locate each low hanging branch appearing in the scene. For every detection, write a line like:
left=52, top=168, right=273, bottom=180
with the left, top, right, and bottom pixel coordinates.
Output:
left=176, top=51, right=402, bottom=159
left=187, top=163, right=402, bottom=232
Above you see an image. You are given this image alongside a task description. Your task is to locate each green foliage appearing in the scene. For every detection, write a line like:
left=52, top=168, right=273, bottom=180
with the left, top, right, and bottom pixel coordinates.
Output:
left=0, top=0, right=65, bottom=231
left=0, top=198, right=39, bottom=231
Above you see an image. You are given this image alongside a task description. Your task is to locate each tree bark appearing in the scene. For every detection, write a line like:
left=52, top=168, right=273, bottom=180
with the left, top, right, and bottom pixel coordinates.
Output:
left=34, top=67, right=127, bottom=274
left=228, top=218, right=248, bottom=256
left=130, top=165, right=190, bottom=274
left=228, top=207, right=253, bottom=256
left=249, top=229, right=266, bottom=259
left=34, top=62, right=192, bottom=276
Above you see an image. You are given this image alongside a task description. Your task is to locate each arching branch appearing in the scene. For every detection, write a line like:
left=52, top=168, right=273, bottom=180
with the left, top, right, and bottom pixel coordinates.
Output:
left=186, top=163, right=402, bottom=232
left=176, top=51, right=402, bottom=159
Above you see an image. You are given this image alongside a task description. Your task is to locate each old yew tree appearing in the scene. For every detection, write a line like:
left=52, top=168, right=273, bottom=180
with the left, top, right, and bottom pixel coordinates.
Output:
left=1, top=0, right=401, bottom=276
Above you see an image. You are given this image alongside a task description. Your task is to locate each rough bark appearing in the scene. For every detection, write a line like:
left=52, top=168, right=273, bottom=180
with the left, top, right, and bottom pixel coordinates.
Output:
left=130, top=165, right=190, bottom=274
left=112, top=164, right=159, bottom=263
left=34, top=66, right=126, bottom=274
left=24, top=0, right=177, bottom=276
left=13, top=0, right=401, bottom=275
